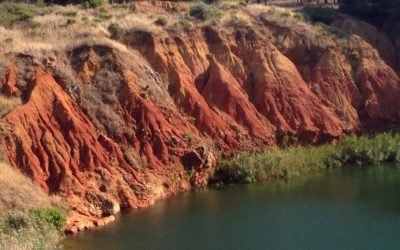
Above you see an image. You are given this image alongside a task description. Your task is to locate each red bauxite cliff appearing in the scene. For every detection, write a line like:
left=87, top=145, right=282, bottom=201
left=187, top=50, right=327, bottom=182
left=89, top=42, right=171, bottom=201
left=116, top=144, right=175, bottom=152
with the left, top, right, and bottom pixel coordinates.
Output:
left=0, top=2, right=399, bottom=233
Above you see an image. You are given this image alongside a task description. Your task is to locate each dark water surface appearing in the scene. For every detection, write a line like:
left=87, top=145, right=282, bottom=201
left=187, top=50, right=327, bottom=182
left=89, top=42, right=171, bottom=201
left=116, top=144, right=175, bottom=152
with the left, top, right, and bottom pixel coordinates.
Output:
left=64, top=166, right=400, bottom=250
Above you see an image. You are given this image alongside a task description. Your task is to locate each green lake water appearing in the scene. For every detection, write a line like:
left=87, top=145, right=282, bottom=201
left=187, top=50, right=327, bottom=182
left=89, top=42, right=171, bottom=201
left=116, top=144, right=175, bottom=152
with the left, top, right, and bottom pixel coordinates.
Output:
left=64, top=166, right=400, bottom=250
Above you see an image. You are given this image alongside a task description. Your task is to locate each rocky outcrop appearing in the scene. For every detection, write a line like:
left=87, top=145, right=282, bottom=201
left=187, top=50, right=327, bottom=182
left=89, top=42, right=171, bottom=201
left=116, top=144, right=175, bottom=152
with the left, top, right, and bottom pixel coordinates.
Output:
left=1, top=60, right=18, bottom=97
left=0, top=7, right=399, bottom=232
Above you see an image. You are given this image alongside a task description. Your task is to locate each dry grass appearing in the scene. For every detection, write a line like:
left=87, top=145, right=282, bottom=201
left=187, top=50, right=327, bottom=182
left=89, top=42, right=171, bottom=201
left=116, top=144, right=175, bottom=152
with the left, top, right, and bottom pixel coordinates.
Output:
left=0, top=2, right=238, bottom=58
left=0, top=4, right=129, bottom=58
left=0, top=2, right=189, bottom=58
left=0, top=1, right=338, bottom=60
left=0, top=162, right=63, bottom=216
left=0, top=2, right=310, bottom=59
left=0, top=96, right=21, bottom=117
left=245, top=4, right=300, bottom=26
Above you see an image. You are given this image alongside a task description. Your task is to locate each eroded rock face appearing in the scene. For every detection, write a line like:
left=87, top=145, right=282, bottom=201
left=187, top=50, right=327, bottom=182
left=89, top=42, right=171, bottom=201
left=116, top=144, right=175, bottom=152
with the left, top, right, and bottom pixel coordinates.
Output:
left=1, top=15, right=400, bottom=232
left=182, top=146, right=215, bottom=188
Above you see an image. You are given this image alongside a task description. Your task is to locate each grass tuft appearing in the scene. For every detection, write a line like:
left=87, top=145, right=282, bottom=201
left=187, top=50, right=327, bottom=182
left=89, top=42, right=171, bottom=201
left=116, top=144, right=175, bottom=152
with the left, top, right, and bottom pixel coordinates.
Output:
left=0, top=96, right=21, bottom=117
left=154, top=16, right=167, bottom=26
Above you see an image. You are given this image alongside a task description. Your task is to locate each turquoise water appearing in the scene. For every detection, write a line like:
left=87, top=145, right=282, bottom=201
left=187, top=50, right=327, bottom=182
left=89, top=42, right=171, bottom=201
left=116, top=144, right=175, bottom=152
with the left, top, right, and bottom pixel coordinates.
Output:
left=64, top=166, right=400, bottom=250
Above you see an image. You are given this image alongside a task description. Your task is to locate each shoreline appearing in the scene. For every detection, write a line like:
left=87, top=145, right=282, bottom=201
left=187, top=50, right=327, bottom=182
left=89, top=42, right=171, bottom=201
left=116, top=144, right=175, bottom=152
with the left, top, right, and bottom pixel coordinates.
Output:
left=64, top=132, right=400, bottom=234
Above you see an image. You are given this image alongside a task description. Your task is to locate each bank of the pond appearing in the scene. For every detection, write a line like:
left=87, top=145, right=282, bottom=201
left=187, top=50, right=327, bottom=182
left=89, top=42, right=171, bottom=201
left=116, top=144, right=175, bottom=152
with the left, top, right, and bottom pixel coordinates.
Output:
left=212, top=133, right=400, bottom=184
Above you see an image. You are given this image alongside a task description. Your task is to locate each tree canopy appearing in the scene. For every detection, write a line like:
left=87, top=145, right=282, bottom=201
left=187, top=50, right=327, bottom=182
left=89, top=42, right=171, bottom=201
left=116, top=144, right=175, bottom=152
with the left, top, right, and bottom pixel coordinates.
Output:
left=339, top=0, right=400, bottom=25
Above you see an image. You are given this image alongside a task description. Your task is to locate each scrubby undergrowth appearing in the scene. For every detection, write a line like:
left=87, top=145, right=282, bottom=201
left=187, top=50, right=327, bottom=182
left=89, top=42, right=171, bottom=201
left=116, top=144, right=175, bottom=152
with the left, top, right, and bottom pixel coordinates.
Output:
left=213, top=133, right=400, bottom=184
left=0, top=162, right=67, bottom=249
left=0, top=208, right=66, bottom=250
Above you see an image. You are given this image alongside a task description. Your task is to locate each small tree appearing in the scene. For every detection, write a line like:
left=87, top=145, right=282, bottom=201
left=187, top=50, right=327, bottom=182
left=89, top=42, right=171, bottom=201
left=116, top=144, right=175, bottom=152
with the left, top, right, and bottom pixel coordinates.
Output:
left=108, top=23, right=126, bottom=40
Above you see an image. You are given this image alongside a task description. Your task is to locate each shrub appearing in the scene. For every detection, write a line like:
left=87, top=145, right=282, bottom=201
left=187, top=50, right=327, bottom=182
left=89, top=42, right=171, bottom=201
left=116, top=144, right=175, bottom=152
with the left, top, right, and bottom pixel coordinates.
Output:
left=112, top=3, right=128, bottom=9
left=0, top=162, right=65, bottom=249
left=189, top=3, right=222, bottom=21
left=99, top=9, right=112, bottom=20
left=6, top=5, right=34, bottom=22
left=83, top=0, right=107, bottom=9
left=93, top=17, right=102, bottom=23
left=212, top=133, right=400, bottom=184
left=187, top=115, right=196, bottom=123
left=294, top=13, right=304, bottom=21
left=304, top=7, right=337, bottom=25
left=4, top=211, right=30, bottom=230
left=0, top=208, right=65, bottom=249
left=0, top=4, right=37, bottom=28
left=227, top=14, right=247, bottom=27
left=154, top=16, right=168, bottom=26
left=178, top=19, right=192, bottom=29
left=82, top=15, right=89, bottom=22
left=171, top=3, right=180, bottom=12
left=66, top=18, right=76, bottom=25
left=281, top=10, right=291, bottom=17
left=239, top=0, right=249, bottom=6
left=31, top=207, right=66, bottom=229
left=189, top=3, right=208, bottom=20
left=183, top=131, right=195, bottom=142
left=59, top=11, right=77, bottom=17
left=188, top=167, right=196, bottom=179
left=351, top=50, right=361, bottom=59
left=108, top=23, right=126, bottom=40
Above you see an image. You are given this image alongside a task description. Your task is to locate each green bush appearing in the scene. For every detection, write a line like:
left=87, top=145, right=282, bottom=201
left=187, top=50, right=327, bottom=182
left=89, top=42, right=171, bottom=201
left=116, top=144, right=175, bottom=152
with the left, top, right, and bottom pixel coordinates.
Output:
left=99, top=9, right=112, bottom=20
left=4, top=211, right=30, bottom=230
left=171, top=3, right=180, bottom=12
left=189, top=3, right=222, bottom=21
left=66, top=18, right=76, bottom=25
left=154, top=16, right=168, bottom=26
left=82, top=15, right=89, bottom=22
left=7, top=5, right=34, bottom=22
left=108, top=23, right=126, bottom=40
left=351, top=50, right=361, bottom=59
left=178, top=19, right=192, bottom=29
left=239, top=0, right=249, bottom=6
left=304, top=7, right=337, bottom=25
left=0, top=4, right=38, bottom=28
left=59, top=10, right=77, bottom=17
left=0, top=207, right=65, bottom=249
left=31, top=207, right=66, bottom=229
left=212, top=133, right=400, bottom=184
left=83, top=0, right=107, bottom=9
left=294, top=13, right=304, bottom=21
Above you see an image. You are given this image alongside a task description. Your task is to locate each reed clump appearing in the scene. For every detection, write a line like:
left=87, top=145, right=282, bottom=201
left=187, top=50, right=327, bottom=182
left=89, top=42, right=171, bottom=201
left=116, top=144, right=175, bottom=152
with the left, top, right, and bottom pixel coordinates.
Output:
left=213, top=133, right=400, bottom=184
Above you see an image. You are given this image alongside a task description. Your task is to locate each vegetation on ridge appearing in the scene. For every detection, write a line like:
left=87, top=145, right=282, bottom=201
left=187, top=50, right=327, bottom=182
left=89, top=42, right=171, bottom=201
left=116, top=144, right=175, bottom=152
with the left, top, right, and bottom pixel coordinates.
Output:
left=213, top=133, right=400, bottom=184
